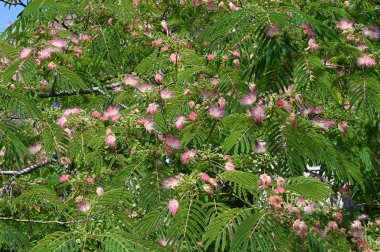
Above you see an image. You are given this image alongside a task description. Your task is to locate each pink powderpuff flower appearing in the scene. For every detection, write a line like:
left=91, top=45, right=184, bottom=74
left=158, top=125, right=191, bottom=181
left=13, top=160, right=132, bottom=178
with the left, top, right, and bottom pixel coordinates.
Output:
left=338, top=121, right=348, bottom=137
left=254, top=140, right=267, bottom=154
left=188, top=101, right=195, bottom=109
left=28, top=142, right=42, bottom=155
left=207, top=54, right=215, bottom=61
left=351, top=220, right=364, bottom=237
left=136, top=83, right=154, bottom=92
left=20, top=48, right=32, bottom=59
left=161, top=45, right=169, bottom=51
left=162, top=175, right=182, bottom=189
left=181, top=150, right=196, bottom=164
left=199, top=173, right=210, bottom=181
left=276, top=177, right=285, bottom=187
left=103, top=106, right=120, bottom=121
left=147, top=103, right=159, bottom=115
left=267, top=195, right=282, bottom=208
left=170, top=53, right=178, bottom=64
left=80, top=34, right=91, bottom=42
left=160, top=89, right=173, bottom=100
left=87, top=177, right=94, bottom=184
left=158, top=238, right=167, bottom=247
left=301, top=23, right=315, bottom=37
left=92, top=111, right=102, bottom=118
left=266, top=25, right=280, bottom=37
left=168, top=199, right=179, bottom=215
left=123, top=75, right=140, bottom=86
left=336, top=19, right=354, bottom=31
left=63, top=108, right=81, bottom=116
left=362, top=26, right=380, bottom=40
left=240, top=92, right=257, bottom=105
left=183, top=89, right=191, bottom=96
left=188, top=112, right=198, bottom=121
left=229, top=2, right=240, bottom=10
left=203, top=184, right=214, bottom=195
left=293, top=219, right=308, bottom=238
left=78, top=202, right=90, bottom=212
left=225, top=160, right=235, bottom=171
left=260, top=173, right=272, bottom=187
left=69, top=34, right=79, bottom=45
left=218, top=97, right=226, bottom=110
left=357, top=55, right=376, bottom=67
left=208, top=178, right=218, bottom=188
left=209, top=105, right=225, bottom=119
left=105, top=128, right=117, bottom=148
left=175, top=116, right=187, bottom=130
left=154, top=72, right=164, bottom=83
left=307, top=38, right=319, bottom=51
left=96, top=187, right=104, bottom=196
left=56, top=116, right=67, bottom=128
left=38, top=48, right=52, bottom=60
left=304, top=204, right=315, bottom=214
left=232, top=50, right=240, bottom=58
left=161, top=20, right=169, bottom=32
left=49, top=38, right=67, bottom=48
left=59, top=174, right=70, bottom=183
left=274, top=187, right=285, bottom=194
left=152, top=38, right=164, bottom=47
left=251, top=104, right=265, bottom=124
left=327, top=221, right=338, bottom=232
left=165, top=135, right=181, bottom=149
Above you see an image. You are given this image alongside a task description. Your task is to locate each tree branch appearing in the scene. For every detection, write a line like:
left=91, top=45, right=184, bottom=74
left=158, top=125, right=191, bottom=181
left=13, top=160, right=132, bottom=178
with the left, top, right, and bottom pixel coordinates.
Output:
left=38, top=82, right=122, bottom=98
left=0, top=0, right=26, bottom=7
left=0, top=216, right=93, bottom=225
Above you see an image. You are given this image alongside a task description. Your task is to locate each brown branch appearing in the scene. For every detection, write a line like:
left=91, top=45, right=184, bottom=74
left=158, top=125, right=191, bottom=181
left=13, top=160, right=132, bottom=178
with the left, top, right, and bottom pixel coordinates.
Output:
left=0, top=216, right=93, bottom=225
left=38, top=82, right=122, bottom=98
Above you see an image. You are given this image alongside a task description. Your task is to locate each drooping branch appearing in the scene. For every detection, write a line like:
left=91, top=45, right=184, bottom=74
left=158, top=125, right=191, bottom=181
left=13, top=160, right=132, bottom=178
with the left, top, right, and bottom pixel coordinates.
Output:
left=0, top=0, right=26, bottom=7
left=38, top=82, right=122, bottom=98
left=0, top=158, right=57, bottom=196
left=0, top=216, right=93, bottom=225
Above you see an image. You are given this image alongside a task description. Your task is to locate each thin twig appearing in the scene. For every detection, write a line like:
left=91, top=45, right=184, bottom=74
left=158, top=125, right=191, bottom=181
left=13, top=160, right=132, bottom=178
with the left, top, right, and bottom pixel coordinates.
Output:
left=0, top=0, right=26, bottom=7
left=0, top=216, right=93, bottom=225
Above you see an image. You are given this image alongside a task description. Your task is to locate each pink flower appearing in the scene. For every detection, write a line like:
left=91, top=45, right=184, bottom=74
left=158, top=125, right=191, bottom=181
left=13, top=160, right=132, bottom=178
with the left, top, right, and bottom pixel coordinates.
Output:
left=56, top=116, right=67, bottom=128
left=105, top=128, right=117, bottom=148
left=307, top=38, right=319, bottom=51
left=38, top=48, right=52, bottom=60
left=136, top=83, right=154, bottom=92
left=199, top=173, right=210, bottom=181
left=183, top=89, right=191, bottom=96
left=209, top=105, right=225, bottom=119
left=138, top=118, right=155, bottom=133
left=240, top=92, right=257, bottom=105
left=92, top=111, right=102, bottom=118
left=96, top=187, right=104, bottom=196
left=161, top=45, right=169, bottom=51
left=20, top=48, right=32, bottom=59
left=362, top=26, right=380, bottom=40
left=207, top=54, right=215, bottom=61
left=188, top=112, right=198, bottom=121
left=304, top=204, right=315, bottom=214
left=175, top=116, right=187, bottom=130
left=276, top=177, right=285, bottom=187
left=208, top=178, right=218, bottom=188
left=266, top=25, right=280, bottom=37
left=160, top=89, right=173, bottom=100
left=87, top=177, right=94, bottom=184
left=351, top=220, right=364, bottom=237
left=123, top=75, right=140, bottom=86
left=228, top=2, right=240, bottom=10
left=260, top=173, right=272, bottom=187
left=188, top=101, right=195, bottom=109
left=80, top=34, right=91, bottom=42
left=161, top=20, right=169, bottom=32
left=49, top=38, right=67, bottom=48
left=63, top=108, right=81, bottom=116
left=162, top=175, right=182, bottom=189
left=293, top=219, right=308, bottom=238
left=203, top=184, right=214, bottom=194
left=232, top=50, right=240, bottom=58
left=12, top=72, right=23, bottom=82
left=336, top=19, right=354, bottom=31
left=327, top=221, right=338, bottom=231
left=225, top=160, right=235, bottom=171
left=158, top=238, right=167, bottom=247
left=103, top=106, right=120, bottom=121
left=357, top=55, right=376, bottom=67
left=274, top=187, right=285, bottom=194
left=147, top=103, right=159, bottom=115
left=170, top=53, right=178, bottom=64
left=301, top=23, right=315, bottom=37
left=338, top=121, right=348, bottom=137
left=78, top=203, right=90, bottom=212
left=168, top=199, right=179, bottom=215
left=152, top=38, right=164, bottom=47
left=181, top=150, right=196, bottom=164
left=254, top=141, right=267, bottom=153
left=28, top=142, right=42, bottom=155
left=59, top=174, right=70, bottom=183
left=165, top=135, right=181, bottom=149
left=267, top=195, right=282, bottom=208
left=154, top=72, right=164, bottom=83
left=251, top=104, right=265, bottom=124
